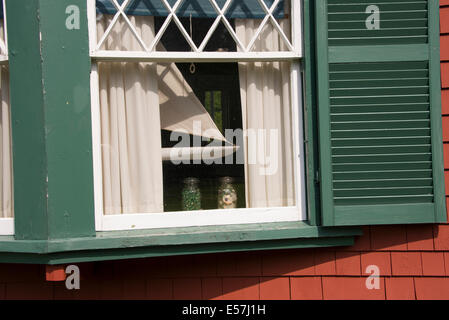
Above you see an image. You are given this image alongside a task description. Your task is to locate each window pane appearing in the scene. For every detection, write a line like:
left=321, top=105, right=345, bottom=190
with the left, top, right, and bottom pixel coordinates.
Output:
left=95, top=0, right=293, bottom=53
left=94, top=1, right=297, bottom=216
left=98, top=59, right=296, bottom=214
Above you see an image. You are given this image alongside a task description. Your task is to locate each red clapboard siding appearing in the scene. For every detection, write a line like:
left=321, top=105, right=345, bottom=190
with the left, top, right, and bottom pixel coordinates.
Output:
left=391, top=252, right=423, bottom=276
left=290, top=277, right=323, bottom=300
left=443, top=117, right=449, bottom=141
left=217, top=252, right=262, bottom=277
left=421, top=252, right=446, bottom=276
left=173, top=278, right=202, bottom=300
left=444, top=143, right=449, bottom=168
left=314, top=250, right=336, bottom=275
left=406, top=224, right=435, bottom=251
left=259, top=277, right=290, bottom=300
left=122, top=278, right=147, bottom=300
left=433, top=224, right=449, bottom=250
left=442, top=7, right=449, bottom=34
left=444, top=253, right=449, bottom=276
left=335, top=252, right=362, bottom=276
left=442, top=36, right=449, bottom=60
left=370, top=225, right=407, bottom=251
left=445, top=171, right=449, bottom=195
left=415, top=278, right=449, bottom=300
left=446, top=197, right=449, bottom=222
left=202, top=278, right=222, bottom=300
left=442, top=90, right=449, bottom=114
left=45, top=265, right=66, bottom=282
left=361, top=252, right=392, bottom=276
left=147, top=279, right=173, bottom=300
left=221, top=278, right=260, bottom=300
left=340, top=226, right=371, bottom=251
left=261, top=250, right=315, bottom=276
left=385, top=278, right=416, bottom=300
left=322, top=277, right=386, bottom=300
left=442, top=63, right=449, bottom=88
left=5, top=282, right=54, bottom=300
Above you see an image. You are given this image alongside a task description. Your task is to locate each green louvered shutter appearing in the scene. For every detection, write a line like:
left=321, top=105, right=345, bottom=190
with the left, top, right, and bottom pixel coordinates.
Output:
left=315, top=0, right=446, bottom=226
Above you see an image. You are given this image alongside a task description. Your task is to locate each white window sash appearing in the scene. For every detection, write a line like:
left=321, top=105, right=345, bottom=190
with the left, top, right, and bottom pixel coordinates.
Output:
left=0, top=0, right=12, bottom=236
left=91, top=50, right=301, bottom=62
left=87, top=0, right=303, bottom=60
left=91, top=61, right=307, bottom=231
left=101, top=207, right=301, bottom=231
left=0, top=218, right=14, bottom=235
left=87, top=0, right=307, bottom=231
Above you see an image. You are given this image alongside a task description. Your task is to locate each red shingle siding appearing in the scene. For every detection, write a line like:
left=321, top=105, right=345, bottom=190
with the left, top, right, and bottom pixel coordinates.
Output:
left=391, top=252, right=423, bottom=276
left=415, top=278, right=449, bottom=300
left=201, top=278, right=222, bottom=300
left=385, top=278, right=416, bottom=300
left=335, top=252, right=361, bottom=276
left=361, top=252, right=391, bottom=276
left=3, top=2, right=449, bottom=301
left=421, top=252, right=446, bottom=276
left=259, top=277, right=291, bottom=300
left=290, top=277, right=322, bottom=300
left=221, top=277, right=260, bottom=300
left=322, top=277, right=386, bottom=300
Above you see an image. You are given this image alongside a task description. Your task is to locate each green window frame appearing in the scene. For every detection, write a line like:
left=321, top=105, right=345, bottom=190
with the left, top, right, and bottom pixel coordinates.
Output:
left=0, top=0, right=443, bottom=265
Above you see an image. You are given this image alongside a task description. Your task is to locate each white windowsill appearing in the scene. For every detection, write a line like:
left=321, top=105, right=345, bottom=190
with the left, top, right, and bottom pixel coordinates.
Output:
left=0, top=218, right=14, bottom=235
left=99, top=206, right=302, bottom=231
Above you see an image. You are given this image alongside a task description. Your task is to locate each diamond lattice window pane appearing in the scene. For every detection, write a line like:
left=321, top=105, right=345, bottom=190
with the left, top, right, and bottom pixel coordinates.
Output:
left=155, top=17, right=193, bottom=51
left=94, top=0, right=293, bottom=53
left=174, top=0, right=218, bottom=49
left=244, top=15, right=292, bottom=52
left=241, top=0, right=292, bottom=52
left=202, top=19, right=237, bottom=52
left=97, top=0, right=153, bottom=51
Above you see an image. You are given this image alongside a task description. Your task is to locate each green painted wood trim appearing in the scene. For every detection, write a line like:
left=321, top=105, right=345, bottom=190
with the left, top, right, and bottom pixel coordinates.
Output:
left=6, top=0, right=96, bottom=239
left=328, top=44, right=429, bottom=64
left=303, top=0, right=321, bottom=226
left=0, top=236, right=356, bottom=265
left=334, top=203, right=436, bottom=226
left=0, top=222, right=362, bottom=254
left=316, top=0, right=446, bottom=227
left=428, top=0, right=447, bottom=223
left=315, top=1, right=334, bottom=226
left=38, top=0, right=95, bottom=238
left=6, top=0, right=49, bottom=239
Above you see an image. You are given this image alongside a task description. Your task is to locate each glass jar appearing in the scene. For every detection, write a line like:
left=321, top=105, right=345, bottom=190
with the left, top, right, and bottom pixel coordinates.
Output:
left=182, top=177, right=201, bottom=211
left=218, top=176, right=238, bottom=209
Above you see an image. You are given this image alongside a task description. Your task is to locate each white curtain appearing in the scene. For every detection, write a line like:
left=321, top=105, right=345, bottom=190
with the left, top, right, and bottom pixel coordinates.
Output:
left=236, top=19, right=296, bottom=208
left=97, top=16, right=164, bottom=214
left=0, top=19, right=13, bottom=218
left=97, top=15, right=225, bottom=214
left=0, top=65, right=12, bottom=218
left=157, top=62, right=227, bottom=142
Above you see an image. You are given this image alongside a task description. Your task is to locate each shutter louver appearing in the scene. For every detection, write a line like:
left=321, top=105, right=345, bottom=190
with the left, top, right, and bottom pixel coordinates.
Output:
left=328, top=0, right=429, bottom=46
left=315, top=0, right=446, bottom=226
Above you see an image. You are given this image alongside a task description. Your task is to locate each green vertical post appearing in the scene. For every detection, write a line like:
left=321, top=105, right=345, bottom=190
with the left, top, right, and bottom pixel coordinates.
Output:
left=6, top=0, right=95, bottom=239
left=303, top=0, right=321, bottom=226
